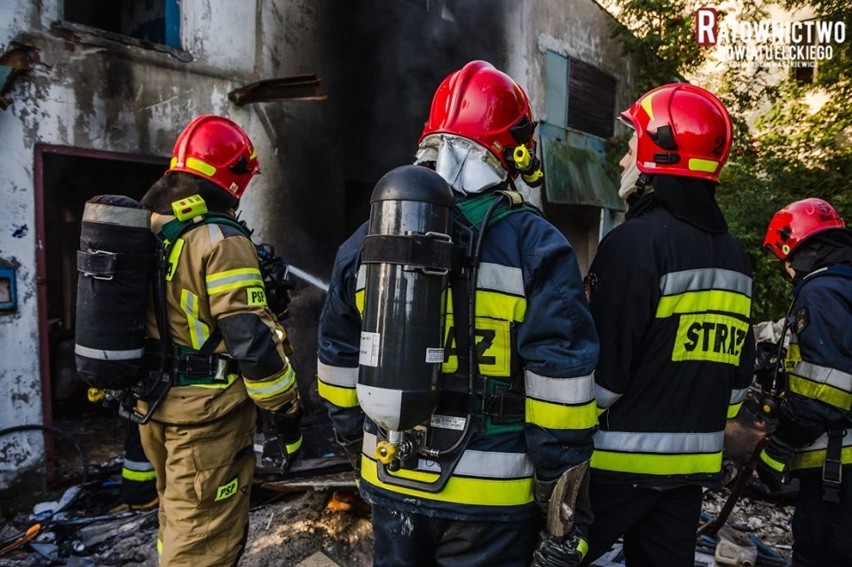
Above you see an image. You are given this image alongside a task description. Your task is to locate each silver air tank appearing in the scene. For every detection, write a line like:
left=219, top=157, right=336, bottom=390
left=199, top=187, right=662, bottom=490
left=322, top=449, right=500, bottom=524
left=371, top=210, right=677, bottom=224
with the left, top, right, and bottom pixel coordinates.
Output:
left=357, top=165, right=454, bottom=433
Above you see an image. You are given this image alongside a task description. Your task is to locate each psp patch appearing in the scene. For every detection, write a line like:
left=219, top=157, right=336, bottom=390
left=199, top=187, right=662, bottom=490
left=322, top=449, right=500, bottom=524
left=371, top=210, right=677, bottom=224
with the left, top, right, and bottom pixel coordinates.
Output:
left=215, top=476, right=239, bottom=502
left=247, top=287, right=267, bottom=307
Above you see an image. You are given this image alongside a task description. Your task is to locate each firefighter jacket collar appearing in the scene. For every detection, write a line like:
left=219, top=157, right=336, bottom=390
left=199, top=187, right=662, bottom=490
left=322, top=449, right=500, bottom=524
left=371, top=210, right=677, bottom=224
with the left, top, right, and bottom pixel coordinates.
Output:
left=792, top=263, right=852, bottom=298
left=788, top=230, right=852, bottom=278
left=651, top=175, right=728, bottom=234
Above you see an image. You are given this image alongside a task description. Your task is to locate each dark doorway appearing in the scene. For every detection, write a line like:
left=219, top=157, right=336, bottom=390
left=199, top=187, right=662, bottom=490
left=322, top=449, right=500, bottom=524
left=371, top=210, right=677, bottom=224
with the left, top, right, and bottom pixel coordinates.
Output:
left=34, top=146, right=166, bottom=440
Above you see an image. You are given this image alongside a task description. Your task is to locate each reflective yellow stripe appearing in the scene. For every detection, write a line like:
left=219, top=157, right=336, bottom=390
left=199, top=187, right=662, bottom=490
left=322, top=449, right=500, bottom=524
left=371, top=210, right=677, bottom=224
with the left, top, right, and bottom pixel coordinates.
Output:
left=360, top=458, right=533, bottom=506
left=122, top=467, right=156, bottom=482
left=157, top=538, right=163, bottom=556
left=656, top=289, right=751, bottom=318
left=285, top=435, right=303, bottom=455
left=688, top=158, right=719, bottom=174
left=526, top=398, right=598, bottom=430
left=317, top=379, right=359, bottom=408
left=185, top=156, right=216, bottom=177
left=789, top=374, right=852, bottom=410
left=245, top=365, right=296, bottom=401
left=475, top=289, right=526, bottom=322
left=727, top=401, right=743, bottom=419
left=641, top=93, right=655, bottom=120
left=792, top=445, right=852, bottom=470
left=180, top=289, right=209, bottom=350
left=191, top=372, right=238, bottom=390
left=206, top=268, right=263, bottom=295
left=165, top=238, right=185, bottom=282
left=355, top=288, right=365, bottom=316
left=759, top=449, right=787, bottom=473
left=591, top=450, right=722, bottom=475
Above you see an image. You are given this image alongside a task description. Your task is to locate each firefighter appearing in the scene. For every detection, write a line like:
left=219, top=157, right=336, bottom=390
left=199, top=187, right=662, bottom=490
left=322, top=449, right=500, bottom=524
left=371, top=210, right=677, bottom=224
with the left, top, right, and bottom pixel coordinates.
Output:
left=317, top=60, right=599, bottom=566
left=582, top=84, right=755, bottom=566
left=136, top=115, right=302, bottom=567
left=758, top=198, right=852, bottom=566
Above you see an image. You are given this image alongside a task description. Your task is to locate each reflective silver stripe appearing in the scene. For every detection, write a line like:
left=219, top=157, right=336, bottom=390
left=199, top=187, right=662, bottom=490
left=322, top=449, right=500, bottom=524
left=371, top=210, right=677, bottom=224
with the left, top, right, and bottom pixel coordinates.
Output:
left=794, top=361, right=852, bottom=393
left=245, top=366, right=296, bottom=398
left=74, top=344, right=144, bottom=360
left=525, top=370, right=594, bottom=405
left=83, top=202, right=150, bottom=228
left=123, top=458, right=155, bottom=472
left=356, top=265, right=366, bottom=290
left=659, top=269, right=752, bottom=297
left=207, top=222, right=222, bottom=244
left=594, top=430, right=724, bottom=454
left=798, top=431, right=852, bottom=451
left=181, top=290, right=208, bottom=348
left=477, top=262, right=525, bottom=297
left=205, top=269, right=263, bottom=291
left=317, top=360, right=358, bottom=388
left=729, top=387, right=749, bottom=404
left=363, top=431, right=533, bottom=479
left=595, top=382, right=622, bottom=408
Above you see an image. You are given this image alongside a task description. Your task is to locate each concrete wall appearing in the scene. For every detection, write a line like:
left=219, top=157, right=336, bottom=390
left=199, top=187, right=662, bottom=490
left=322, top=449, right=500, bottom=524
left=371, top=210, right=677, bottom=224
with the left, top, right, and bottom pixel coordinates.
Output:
left=0, top=0, right=638, bottom=491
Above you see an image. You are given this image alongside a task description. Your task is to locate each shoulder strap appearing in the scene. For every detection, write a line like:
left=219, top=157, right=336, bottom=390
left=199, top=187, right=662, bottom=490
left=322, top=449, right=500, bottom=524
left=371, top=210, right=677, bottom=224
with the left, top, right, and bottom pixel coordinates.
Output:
left=156, top=213, right=253, bottom=357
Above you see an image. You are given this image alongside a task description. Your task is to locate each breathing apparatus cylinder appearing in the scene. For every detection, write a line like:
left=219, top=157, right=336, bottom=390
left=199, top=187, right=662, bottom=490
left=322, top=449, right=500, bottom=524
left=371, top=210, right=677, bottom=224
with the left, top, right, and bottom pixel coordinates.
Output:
left=357, top=165, right=455, bottom=433
left=75, top=195, right=155, bottom=390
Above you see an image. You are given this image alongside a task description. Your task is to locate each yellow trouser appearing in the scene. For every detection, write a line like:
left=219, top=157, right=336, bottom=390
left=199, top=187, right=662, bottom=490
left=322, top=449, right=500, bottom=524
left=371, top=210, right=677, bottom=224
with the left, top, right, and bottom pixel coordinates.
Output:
left=140, top=402, right=256, bottom=567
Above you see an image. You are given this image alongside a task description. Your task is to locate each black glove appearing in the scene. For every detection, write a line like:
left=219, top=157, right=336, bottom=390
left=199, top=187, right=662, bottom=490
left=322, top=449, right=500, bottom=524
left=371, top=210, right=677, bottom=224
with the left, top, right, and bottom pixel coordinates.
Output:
left=756, top=436, right=795, bottom=492
left=267, top=401, right=304, bottom=473
left=531, top=525, right=588, bottom=567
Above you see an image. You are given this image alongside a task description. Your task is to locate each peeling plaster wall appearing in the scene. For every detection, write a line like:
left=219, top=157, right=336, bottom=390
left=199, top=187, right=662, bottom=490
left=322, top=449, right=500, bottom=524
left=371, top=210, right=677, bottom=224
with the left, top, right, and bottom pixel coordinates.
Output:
left=0, top=0, right=312, bottom=490
left=0, top=0, right=639, bottom=490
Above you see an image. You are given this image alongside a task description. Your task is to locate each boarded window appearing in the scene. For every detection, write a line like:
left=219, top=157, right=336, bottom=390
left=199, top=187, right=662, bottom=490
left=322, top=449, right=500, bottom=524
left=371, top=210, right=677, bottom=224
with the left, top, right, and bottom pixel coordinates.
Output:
left=567, top=59, right=616, bottom=138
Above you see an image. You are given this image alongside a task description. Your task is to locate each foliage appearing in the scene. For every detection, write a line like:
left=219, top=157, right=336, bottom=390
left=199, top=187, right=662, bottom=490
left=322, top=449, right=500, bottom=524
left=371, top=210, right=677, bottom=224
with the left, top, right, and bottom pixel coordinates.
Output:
left=608, top=0, right=852, bottom=321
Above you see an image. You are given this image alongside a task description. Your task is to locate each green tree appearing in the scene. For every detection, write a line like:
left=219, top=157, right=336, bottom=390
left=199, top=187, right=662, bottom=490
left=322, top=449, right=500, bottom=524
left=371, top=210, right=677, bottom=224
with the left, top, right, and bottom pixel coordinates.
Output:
left=607, top=0, right=852, bottom=320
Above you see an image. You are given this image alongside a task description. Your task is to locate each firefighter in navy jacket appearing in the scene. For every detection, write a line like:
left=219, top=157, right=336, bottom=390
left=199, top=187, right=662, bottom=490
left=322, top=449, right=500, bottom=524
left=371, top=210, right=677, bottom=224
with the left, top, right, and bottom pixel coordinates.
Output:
left=137, top=115, right=302, bottom=567
left=317, top=61, right=599, bottom=566
left=759, top=198, right=852, bottom=566
left=582, top=84, right=755, bottom=566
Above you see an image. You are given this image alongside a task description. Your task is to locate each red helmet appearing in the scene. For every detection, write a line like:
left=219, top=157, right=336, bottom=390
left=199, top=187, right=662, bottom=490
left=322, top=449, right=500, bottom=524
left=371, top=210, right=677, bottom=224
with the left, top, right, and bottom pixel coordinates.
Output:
left=169, top=115, right=260, bottom=198
left=420, top=60, right=536, bottom=170
left=763, top=198, right=846, bottom=260
left=620, top=83, right=732, bottom=183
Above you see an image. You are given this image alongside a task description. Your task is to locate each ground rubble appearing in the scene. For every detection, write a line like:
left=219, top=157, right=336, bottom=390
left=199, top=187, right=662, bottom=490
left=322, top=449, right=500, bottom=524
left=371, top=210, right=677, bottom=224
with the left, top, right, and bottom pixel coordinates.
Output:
left=2, top=403, right=795, bottom=566
left=0, top=474, right=795, bottom=567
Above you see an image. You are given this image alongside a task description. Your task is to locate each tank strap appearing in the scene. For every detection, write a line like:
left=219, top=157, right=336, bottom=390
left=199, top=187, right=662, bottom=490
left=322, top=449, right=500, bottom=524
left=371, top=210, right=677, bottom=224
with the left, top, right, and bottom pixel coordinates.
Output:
left=822, top=424, right=845, bottom=503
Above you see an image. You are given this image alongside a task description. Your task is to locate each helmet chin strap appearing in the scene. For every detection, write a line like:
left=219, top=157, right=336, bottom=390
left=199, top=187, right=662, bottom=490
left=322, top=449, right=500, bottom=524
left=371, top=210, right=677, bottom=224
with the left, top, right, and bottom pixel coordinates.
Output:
left=625, top=173, right=653, bottom=206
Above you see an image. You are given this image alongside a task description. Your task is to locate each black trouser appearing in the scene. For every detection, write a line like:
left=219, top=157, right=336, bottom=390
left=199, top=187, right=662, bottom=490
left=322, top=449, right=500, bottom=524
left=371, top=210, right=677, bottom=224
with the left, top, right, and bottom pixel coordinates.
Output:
left=121, top=421, right=157, bottom=505
left=371, top=504, right=539, bottom=567
left=581, top=481, right=702, bottom=567
left=791, top=470, right=852, bottom=566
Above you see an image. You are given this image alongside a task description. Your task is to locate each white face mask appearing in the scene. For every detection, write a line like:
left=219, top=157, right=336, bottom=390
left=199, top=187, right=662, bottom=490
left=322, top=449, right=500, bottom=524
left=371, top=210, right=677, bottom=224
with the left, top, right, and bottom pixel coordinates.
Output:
left=618, top=158, right=642, bottom=201
left=415, top=134, right=507, bottom=195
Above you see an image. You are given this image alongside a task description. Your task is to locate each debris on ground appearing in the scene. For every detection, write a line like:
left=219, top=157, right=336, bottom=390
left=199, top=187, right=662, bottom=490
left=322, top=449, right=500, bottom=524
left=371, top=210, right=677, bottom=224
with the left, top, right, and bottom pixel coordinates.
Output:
left=1, top=396, right=798, bottom=566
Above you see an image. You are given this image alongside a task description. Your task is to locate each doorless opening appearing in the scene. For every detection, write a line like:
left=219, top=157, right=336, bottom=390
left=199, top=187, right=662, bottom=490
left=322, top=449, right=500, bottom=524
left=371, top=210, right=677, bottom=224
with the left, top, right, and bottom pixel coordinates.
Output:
left=35, top=146, right=166, bottom=478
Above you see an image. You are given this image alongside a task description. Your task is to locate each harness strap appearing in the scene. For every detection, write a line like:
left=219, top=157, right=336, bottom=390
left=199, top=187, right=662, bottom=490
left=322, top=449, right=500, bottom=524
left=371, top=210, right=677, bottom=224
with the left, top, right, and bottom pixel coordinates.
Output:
left=822, top=424, right=845, bottom=503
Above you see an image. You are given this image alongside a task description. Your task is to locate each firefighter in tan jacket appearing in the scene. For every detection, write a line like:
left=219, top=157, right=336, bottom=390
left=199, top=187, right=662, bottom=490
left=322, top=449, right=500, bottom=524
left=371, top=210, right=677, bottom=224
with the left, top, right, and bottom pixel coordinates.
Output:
left=137, top=115, right=302, bottom=567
